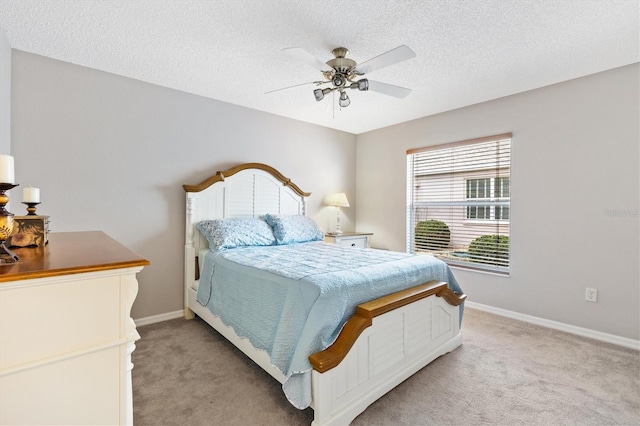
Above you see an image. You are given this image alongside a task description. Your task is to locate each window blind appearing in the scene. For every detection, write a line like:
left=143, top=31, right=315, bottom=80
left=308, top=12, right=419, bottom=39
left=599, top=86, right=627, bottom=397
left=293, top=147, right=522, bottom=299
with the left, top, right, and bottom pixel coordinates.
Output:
left=406, top=133, right=511, bottom=274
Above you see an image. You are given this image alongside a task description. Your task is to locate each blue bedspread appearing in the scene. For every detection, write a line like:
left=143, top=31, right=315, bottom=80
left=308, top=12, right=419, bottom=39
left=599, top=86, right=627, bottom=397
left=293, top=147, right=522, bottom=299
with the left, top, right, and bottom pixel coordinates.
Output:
left=197, top=241, right=463, bottom=409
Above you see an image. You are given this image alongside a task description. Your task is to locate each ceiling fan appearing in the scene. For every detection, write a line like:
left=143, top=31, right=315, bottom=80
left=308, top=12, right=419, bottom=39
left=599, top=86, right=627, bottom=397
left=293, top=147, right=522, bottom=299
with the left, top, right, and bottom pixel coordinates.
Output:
left=267, top=45, right=416, bottom=107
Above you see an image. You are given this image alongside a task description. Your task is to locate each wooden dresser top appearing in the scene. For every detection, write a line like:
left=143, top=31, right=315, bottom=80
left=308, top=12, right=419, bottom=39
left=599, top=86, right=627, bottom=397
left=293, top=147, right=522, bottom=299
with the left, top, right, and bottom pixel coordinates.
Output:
left=0, top=231, right=149, bottom=283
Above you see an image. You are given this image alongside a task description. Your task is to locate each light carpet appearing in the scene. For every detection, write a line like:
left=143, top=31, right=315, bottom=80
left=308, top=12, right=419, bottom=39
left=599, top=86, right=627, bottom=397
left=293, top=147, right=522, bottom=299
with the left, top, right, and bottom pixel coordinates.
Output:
left=132, top=308, right=640, bottom=425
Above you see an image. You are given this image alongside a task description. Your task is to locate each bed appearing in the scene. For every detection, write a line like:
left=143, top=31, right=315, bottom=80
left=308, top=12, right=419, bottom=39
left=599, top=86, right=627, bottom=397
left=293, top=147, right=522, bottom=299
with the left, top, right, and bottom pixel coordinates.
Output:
left=183, top=162, right=466, bottom=425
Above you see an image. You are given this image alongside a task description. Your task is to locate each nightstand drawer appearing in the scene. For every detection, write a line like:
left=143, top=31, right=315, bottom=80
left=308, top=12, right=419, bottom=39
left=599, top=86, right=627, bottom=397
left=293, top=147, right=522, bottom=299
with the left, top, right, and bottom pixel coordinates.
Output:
left=337, top=238, right=367, bottom=248
left=324, top=232, right=372, bottom=248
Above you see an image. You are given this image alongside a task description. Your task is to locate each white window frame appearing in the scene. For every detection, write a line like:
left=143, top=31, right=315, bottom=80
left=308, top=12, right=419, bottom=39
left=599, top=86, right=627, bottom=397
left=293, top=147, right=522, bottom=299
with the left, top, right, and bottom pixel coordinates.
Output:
left=406, top=133, right=512, bottom=275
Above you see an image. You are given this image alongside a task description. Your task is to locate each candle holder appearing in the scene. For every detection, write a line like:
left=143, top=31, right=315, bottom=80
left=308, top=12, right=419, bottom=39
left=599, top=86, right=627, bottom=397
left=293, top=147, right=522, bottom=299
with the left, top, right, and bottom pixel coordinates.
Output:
left=0, top=182, right=19, bottom=264
left=22, top=202, right=40, bottom=216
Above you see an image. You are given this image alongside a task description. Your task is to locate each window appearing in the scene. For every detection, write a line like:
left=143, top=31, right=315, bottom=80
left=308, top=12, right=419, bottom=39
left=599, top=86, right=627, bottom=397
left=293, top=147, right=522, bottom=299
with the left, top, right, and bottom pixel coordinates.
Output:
left=494, top=177, right=510, bottom=220
left=466, top=178, right=491, bottom=219
left=466, top=177, right=510, bottom=220
left=406, top=133, right=511, bottom=274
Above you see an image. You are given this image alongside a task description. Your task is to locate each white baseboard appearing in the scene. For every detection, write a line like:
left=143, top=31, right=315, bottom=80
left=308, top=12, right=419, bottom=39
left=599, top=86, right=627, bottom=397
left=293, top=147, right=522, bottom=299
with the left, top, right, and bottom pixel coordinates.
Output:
left=134, top=304, right=640, bottom=350
left=134, top=310, right=184, bottom=327
left=465, top=301, right=640, bottom=351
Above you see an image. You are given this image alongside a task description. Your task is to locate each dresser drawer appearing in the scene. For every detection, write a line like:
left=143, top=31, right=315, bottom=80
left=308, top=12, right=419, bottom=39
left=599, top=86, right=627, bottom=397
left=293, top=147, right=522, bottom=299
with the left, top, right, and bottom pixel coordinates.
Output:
left=0, top=346, right=121, bottom=425
left=0, top=273, right=122, bottom=370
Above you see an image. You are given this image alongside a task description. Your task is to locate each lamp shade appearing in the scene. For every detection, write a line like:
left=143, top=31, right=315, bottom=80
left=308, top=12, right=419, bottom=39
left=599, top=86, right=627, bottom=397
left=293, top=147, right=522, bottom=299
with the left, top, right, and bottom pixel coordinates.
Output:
left=324, top=193, right=350, bottom=208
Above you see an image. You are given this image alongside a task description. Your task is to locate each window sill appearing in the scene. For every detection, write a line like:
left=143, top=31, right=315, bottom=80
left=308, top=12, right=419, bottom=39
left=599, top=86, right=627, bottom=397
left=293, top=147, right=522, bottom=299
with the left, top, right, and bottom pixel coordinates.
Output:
left=445, top=259, right=510, bottom=277
left=449, top=264, right=510, bottom=277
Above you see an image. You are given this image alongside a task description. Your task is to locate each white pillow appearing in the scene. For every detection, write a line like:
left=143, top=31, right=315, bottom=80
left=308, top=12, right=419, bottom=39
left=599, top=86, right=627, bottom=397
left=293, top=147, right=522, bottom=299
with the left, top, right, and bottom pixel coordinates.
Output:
left=263, top=214, right=324, bottom=245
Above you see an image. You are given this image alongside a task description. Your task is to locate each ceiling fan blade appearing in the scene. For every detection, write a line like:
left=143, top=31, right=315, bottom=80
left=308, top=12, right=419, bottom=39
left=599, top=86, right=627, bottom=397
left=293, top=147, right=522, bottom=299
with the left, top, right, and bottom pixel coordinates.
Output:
left=355, top=45, right=416, bottom=75
left=265, top=81, right=325, bottom=94
left=282, top=47, right=332, bottom=72
left=367, top=80, right=412, bottom=98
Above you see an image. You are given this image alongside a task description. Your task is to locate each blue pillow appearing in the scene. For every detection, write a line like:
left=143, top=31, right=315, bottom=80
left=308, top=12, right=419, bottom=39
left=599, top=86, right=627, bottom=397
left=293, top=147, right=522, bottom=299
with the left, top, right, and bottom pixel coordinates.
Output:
left=197, top=217, right=276, bottom=251
left=264, top=214, right=324, bottom=245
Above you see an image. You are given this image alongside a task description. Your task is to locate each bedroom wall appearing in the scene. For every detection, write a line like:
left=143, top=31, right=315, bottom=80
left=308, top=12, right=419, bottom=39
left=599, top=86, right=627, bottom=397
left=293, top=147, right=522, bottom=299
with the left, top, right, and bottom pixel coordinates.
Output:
left=0, top=25, right=9, bottom=154
left=10, top=50, right=357, bottom=320
left=356, top=63, right=640, bottom=341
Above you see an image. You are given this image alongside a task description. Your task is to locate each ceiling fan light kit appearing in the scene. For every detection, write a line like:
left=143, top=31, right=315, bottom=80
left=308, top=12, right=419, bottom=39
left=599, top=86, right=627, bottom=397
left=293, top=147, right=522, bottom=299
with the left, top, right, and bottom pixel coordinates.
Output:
left=338, top=91, right=350, bottom=107
left=314, top=78, right=369, bottom=103
left=273, top=45, right=416, bottom=108
left=314, top=87, right=332, bottom=101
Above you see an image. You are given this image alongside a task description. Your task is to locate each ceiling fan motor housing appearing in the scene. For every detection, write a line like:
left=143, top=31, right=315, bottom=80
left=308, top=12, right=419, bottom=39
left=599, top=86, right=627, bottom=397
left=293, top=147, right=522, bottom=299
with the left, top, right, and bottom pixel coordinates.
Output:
left=326, top=57, right=357, bottom=74
left=327, top=47, right=357, bottom=75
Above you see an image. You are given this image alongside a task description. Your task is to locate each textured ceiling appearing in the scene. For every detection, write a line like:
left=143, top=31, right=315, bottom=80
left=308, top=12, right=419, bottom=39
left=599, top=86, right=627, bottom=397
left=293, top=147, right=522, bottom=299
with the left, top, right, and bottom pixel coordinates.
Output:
left=0, top=0, right=638, bottom=134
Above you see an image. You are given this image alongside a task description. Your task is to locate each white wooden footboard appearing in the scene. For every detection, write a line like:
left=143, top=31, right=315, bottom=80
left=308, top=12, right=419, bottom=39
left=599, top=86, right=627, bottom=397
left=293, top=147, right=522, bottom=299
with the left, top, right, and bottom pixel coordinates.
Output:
left=309, top=281, right=465, bottom=426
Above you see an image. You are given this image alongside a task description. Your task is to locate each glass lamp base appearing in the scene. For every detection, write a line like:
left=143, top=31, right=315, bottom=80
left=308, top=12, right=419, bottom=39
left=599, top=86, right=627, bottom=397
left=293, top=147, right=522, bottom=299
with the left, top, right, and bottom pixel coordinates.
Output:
left=0, top=182, right=19, bottom=264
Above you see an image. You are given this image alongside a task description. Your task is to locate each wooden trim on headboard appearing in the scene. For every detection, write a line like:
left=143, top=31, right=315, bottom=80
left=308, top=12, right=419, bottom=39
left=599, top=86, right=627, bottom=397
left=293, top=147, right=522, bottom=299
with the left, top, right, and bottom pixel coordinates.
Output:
left=308, top=281, right=466, bottom=373
left=182, top=162, right=311, bottom=197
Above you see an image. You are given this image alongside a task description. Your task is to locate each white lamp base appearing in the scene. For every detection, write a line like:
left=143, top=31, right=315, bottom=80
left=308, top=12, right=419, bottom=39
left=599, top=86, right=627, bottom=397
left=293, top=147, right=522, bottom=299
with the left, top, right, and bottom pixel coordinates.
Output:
left=334, top=207, right=344, bottom=235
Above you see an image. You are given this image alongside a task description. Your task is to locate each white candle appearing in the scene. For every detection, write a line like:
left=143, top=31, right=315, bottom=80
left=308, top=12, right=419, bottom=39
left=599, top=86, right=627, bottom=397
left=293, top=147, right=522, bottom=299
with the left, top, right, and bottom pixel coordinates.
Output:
left=23, top=187, right=40, bottom=203
left=0, top=155, right=14, bottom=184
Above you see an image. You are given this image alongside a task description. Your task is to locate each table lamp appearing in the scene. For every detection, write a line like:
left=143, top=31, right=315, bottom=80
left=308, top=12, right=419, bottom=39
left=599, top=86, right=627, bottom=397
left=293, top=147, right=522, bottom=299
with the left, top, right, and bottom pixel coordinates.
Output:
left=324, top=192, right=350, bottom=235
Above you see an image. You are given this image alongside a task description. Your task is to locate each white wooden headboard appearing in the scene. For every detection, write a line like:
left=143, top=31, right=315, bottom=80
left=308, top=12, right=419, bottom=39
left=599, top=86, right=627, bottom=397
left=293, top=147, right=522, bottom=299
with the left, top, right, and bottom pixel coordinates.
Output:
left=183, top=163, right=310, bottom=291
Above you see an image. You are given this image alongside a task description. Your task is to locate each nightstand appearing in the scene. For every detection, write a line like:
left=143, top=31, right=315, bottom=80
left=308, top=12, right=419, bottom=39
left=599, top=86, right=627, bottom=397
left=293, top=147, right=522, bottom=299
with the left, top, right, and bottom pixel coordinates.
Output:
left=324, top=232, right=373, bottom=248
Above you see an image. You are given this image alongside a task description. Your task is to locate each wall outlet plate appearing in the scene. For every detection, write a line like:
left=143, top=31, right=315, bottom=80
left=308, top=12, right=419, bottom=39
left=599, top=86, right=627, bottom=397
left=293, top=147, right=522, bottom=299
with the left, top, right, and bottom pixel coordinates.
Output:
left=585, top=288, right=598, bottom=303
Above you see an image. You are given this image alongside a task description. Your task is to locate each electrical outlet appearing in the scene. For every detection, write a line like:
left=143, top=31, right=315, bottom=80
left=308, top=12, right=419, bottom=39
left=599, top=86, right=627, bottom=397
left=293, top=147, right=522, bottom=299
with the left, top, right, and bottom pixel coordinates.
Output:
left=585, top=288, right=598, bottom=303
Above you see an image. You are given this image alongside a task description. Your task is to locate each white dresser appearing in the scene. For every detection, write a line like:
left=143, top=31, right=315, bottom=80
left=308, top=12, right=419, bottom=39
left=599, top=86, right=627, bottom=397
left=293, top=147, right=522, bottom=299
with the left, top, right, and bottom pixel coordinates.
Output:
left=324, top=232, right=372, bottom=248
left=0, top=231, right=149, bottom=425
